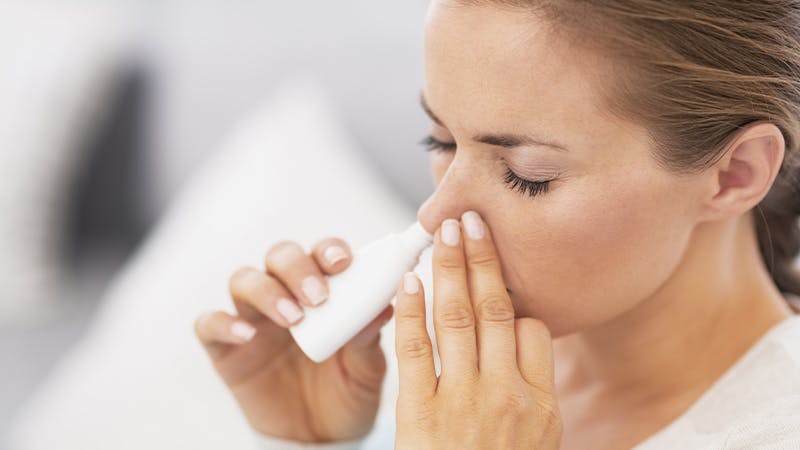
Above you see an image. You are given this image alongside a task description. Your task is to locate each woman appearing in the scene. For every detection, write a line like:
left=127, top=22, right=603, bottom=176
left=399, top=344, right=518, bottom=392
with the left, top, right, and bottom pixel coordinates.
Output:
left=194, top=1, right=800, bottom=448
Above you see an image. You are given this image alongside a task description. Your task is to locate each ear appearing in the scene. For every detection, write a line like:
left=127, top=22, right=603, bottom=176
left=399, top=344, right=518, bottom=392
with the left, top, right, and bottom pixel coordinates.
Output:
left=698, top=122, right=785, bottom=222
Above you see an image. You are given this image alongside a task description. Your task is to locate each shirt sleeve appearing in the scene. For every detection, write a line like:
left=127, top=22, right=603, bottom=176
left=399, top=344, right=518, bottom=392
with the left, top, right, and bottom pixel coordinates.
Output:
left=254, top=431, right=366, bottom=450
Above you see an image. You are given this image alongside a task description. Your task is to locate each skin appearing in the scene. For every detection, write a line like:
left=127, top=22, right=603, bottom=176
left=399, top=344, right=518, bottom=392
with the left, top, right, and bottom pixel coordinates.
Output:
left=394, top=212, right=563, bottom=449
left=415, top=1, right=792, bottom=448
left=196, top=1, right=793, bottom=448
left=195, top=237, right=395, bottom=443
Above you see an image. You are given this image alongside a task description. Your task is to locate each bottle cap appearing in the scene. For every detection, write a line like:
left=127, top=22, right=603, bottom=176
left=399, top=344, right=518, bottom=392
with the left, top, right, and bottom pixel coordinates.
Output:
left=399, top=221, right=434, bottom=251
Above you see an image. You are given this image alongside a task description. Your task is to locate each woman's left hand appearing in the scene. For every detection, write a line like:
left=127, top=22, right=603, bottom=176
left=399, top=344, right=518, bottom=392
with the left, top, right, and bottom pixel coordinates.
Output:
left=394, top=211, right=563, bottom=450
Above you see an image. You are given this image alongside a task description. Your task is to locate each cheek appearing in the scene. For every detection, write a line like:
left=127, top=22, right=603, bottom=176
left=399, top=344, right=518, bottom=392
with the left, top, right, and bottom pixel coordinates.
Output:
left=494, top=173, right=695, bottom=336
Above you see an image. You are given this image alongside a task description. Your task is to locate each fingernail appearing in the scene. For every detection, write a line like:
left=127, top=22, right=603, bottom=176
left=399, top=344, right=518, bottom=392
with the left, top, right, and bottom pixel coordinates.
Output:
left=461, top=211, right=485, bottom=240
left=441, top=218, right=460, bottom=247
left=276, top=298, right=304, bottom=324
left=231, top=321, right=256, bottom=341
left=323, top=245, right=347, bottom=266
left=403, top=272, right=420, bottom=294
left=302, top=276, right=328, bottom=305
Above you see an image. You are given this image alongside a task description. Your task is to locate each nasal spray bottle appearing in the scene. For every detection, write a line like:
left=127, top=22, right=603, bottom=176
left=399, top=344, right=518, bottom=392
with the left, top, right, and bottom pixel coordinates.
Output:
left=289, top=222, right=433, bottom=363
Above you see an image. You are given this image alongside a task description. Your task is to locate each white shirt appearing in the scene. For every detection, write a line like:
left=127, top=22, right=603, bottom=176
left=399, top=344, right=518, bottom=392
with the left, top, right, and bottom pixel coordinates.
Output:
left=255, top=314, right=800, bottom=449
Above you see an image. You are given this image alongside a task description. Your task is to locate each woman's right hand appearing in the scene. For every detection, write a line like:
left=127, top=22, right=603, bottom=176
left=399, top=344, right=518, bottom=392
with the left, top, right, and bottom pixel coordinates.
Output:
left=194, top=238, right=393, bottom=444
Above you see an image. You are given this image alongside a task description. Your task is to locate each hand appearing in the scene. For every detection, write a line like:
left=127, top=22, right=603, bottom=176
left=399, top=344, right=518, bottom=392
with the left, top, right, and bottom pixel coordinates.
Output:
left=194, top=238, right=393, bottom=443
left=394, top=211, right=562, bottom=449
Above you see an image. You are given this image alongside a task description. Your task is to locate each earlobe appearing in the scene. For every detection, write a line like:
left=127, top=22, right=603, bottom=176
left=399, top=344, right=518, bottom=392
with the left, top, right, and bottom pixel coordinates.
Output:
left=701, top=122, right=786, bottom=221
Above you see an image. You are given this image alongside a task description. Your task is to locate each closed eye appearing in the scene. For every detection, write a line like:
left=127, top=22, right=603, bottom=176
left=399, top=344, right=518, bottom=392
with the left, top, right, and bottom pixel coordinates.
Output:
left=420, top=135, right=456, bottom=153
left=502, top=168, right=551, bottom=199
left=419, top=134, right=553, bottom=200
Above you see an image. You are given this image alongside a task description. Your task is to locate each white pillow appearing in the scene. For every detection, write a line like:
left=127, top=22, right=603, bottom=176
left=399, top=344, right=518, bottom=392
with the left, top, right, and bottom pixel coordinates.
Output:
left=0, top=2, right=135, bottom=323
left=7, top=78, right=416, bottom=450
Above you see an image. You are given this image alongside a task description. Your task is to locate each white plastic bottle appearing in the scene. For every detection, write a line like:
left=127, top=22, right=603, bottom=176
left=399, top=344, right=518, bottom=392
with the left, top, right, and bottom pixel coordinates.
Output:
left=289, top=221, right=433, bottom=362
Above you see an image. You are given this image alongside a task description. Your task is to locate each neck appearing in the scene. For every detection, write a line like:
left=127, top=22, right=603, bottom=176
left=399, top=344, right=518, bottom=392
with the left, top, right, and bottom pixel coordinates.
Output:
left=556, top=212, right=793, bottom=402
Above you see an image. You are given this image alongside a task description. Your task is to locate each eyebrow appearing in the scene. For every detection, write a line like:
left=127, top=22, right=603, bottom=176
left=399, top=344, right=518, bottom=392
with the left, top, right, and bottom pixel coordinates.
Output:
left=419, top=93, right=569, bottom=152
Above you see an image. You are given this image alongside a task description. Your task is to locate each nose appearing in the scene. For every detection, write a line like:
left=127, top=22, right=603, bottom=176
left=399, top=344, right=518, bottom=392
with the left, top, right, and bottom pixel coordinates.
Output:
left=416, top=159, right=477, bottom=234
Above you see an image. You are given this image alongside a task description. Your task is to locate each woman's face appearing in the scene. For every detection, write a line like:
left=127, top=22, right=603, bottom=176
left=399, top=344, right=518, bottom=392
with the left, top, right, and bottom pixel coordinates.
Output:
left=417, top=1, right=709, bottom=337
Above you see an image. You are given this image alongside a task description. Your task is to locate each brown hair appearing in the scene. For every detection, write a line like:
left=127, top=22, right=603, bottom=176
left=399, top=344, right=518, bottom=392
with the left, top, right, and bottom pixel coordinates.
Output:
left=461, top=0, right=800, bottom=296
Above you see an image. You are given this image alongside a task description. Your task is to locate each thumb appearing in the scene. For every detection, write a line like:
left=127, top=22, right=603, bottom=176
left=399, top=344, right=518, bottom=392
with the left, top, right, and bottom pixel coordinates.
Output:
left=338, top=305, right=394, bottom=386
left=515, top=317, right=556, bottom=394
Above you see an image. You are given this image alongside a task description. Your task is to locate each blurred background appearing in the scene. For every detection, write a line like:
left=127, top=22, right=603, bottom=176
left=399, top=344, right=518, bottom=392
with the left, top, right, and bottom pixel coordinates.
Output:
left=1, top=1, right=433, bottom=448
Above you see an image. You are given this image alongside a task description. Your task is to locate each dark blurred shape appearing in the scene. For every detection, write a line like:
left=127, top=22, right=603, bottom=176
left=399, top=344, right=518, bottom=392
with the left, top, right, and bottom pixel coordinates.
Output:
left=65, top=67, right=148, bottom=265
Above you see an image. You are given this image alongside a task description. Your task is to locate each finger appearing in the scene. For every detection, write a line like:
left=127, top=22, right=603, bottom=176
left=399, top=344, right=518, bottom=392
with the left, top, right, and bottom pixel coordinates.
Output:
left=229, top=267, right=305, bottom=327
left=346, top=304, right=394, bottom=349
left=432, top=218, right=479, bottom=381
left=264, top=241, right=329, bottom=307
left=461, top=210, right=517, bottom=375
left=311, top=237, right=353, bottom=275
left=194, top=310, right=257, bottom=359
left=395, top=272, right=437, bottom=400
left=515, top=318, right=556, bottom=395
left=338, top=305, right=394, bottom=392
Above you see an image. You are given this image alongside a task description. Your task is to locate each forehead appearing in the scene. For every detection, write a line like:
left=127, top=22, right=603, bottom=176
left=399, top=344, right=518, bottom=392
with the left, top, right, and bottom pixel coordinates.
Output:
left=423, top=2, right=612, bottom=143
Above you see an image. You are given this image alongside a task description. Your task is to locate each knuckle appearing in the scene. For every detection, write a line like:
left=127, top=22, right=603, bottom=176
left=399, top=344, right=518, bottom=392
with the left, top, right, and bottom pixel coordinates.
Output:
left=476, top=295, right=515, bottom=324
left=536, top=399, right=563, bottom=434
left=396, top=303, right=426, bottom=321
left=447, top=393, right=479, bottom=417
left=399, top=336, right=433, bottom=359
left=436, top=256, right=464, bottom=273
left=467, top=249, right=497, bottom=268
left=264, top=240, right=304, bottom=268
left=228, top=267, right=259, bottom=297
left=194, top=311, right=221, bottom=338
left=490, top=389, right=531, bottom=416
left=437, top=302, right=475, bottom=330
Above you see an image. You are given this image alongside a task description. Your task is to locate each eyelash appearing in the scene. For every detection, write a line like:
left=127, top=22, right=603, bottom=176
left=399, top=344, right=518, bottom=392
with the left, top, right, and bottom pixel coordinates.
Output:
left=419, top=135, right=552, bottom=199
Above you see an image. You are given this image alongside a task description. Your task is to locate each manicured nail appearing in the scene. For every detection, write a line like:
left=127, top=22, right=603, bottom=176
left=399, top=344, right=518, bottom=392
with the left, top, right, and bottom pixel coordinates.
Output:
left=441, top=218, right=460, bottom=247
left=276, top=298, right=304, bottom=324
left=231, top=321, right=256, bottom=341
left=323, top=245, right=348, bottom=266
left=461, top=211, right=485, bottom=240
left=302, top=276, right=328, bottom=305
left=403, top=272, right=420, bottom=294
